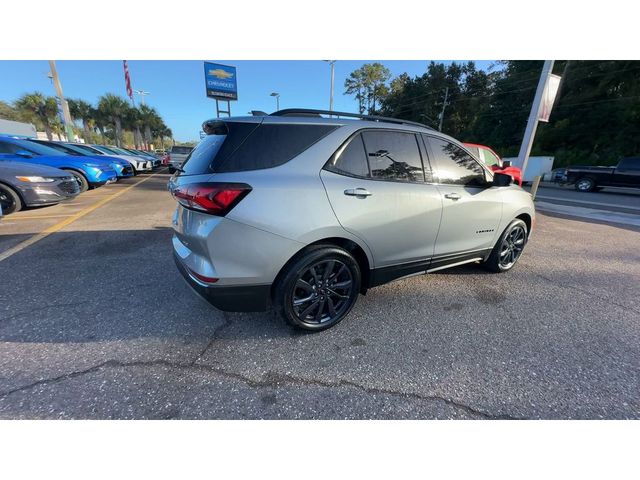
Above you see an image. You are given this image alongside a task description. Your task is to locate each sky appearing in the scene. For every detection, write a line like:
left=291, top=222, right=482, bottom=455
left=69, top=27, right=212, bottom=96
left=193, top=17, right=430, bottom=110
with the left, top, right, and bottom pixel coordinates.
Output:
left=0, top=60, right=495, bottom=142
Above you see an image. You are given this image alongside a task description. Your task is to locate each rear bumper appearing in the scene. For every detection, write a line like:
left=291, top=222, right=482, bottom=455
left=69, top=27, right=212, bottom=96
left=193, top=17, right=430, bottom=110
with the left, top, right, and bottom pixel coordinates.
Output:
left=173, top=251, right=270, bottom=312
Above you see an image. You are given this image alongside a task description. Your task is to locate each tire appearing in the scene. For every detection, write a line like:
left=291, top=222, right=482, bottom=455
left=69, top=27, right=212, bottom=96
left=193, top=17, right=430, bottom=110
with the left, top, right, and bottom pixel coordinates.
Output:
left=575, top=177, right=596, bottom=192
left=273, top=245, right=361, bottom=331
left=0, top=183, right=23, bottom=214
left=483, top=219, right=528, bottom=273
left=63, top=169, right=89, bottom=192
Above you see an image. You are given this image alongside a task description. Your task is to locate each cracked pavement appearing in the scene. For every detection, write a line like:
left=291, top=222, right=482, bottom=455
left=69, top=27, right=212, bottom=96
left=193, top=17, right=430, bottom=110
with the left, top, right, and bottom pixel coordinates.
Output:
left=0, top=172, right=639, bottom=419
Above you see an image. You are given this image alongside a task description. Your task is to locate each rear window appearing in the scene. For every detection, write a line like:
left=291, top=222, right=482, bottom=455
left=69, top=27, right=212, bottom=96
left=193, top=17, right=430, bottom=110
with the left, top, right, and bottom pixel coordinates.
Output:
left=180, top=121, right=337, bottom=175
left=170, top=146, right=194, bottom=155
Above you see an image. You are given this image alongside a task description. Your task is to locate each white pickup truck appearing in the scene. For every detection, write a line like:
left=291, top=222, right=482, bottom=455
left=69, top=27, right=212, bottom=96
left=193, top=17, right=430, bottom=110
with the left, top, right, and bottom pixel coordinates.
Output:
left=168, top=145, right=194, bottom=173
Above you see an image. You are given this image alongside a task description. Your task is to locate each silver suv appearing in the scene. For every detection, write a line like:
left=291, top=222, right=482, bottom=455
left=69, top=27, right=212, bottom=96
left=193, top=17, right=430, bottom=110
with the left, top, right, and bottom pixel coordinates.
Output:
left=169, top=109, right=535, bottom=331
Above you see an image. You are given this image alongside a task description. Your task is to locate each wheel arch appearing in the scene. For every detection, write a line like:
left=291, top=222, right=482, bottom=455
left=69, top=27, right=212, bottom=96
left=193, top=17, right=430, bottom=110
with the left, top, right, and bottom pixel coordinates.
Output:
left=272, top=236, right=372, bottom=297
left=0, top=180, right=25, bottom=207
left=515, top=213, right=532, bottom=235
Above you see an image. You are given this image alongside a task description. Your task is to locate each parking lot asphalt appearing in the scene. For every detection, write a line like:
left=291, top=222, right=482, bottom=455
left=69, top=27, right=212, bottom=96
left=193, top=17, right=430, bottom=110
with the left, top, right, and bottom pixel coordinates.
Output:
left=0, top=172, right=639, bottom=419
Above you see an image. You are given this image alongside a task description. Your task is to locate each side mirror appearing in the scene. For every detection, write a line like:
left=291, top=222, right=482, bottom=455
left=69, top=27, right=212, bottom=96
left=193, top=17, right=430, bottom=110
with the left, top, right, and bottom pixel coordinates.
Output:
left=501, top=160, right=511, bottom=168
left=492, top=172, right=512, bottom=187
left=16, top=150, right=33, bottom=158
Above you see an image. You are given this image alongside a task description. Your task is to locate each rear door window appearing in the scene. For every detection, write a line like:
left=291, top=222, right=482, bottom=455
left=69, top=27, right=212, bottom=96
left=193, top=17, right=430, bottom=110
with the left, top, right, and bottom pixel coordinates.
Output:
left=426, top=136, right=487, bottom=187
left=361, top=130, right=425, bottom=182
left=325, top=133, right=370, bottom=178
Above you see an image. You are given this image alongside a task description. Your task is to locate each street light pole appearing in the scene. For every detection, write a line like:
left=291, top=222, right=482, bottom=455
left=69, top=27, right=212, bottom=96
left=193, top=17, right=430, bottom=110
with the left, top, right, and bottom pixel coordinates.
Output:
left=134, top=89, right=150, bottom=105
left=324, top=60, right=336, bottom=112
left=48, top=60, right=75, bottom=142
left=270, top=92, right=280, bottom=111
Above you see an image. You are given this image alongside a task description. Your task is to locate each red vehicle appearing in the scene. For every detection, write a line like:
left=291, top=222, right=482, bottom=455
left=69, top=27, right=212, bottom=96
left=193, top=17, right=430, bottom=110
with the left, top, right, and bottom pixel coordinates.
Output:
left=464, top=143, right=523, bottom=186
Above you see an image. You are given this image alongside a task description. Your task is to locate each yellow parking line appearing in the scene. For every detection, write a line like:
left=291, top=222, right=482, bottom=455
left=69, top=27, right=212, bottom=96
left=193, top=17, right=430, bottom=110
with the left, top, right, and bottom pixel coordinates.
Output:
left=0, top=171, right=163, bottom=263
left=8, top=215, right=75, bottom=220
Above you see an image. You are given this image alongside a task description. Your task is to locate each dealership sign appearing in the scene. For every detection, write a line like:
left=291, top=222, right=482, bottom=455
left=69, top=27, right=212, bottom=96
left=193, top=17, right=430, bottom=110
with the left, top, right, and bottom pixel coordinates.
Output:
left=204, top=62, right=238, bottom=101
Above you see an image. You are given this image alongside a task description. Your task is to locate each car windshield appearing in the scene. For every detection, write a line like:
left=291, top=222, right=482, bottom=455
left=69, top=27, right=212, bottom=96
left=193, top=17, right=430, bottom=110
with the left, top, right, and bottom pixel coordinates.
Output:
left=94, top=145, right=120, bottom=155
left=73, top=144, right=103, bottom=155
left=30, top=141, right=81, bottom=156
left=12, top=138, right=69, bottom=157
left=110, top=147, right=133, bottom=155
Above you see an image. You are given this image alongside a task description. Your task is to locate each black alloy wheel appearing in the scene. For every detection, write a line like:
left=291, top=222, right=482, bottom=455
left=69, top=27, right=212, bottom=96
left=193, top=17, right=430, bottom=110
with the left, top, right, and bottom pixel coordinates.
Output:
left=274, top=246, right=361, bottom=331
left=498, top=224, right=526, bottom=269
left=292, top=259, right=354, bottom=326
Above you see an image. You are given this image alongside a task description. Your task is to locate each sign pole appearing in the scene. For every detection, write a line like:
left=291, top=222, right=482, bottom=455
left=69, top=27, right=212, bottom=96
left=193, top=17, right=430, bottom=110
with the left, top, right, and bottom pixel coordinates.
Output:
left=517, top=60, right=555, bottom=176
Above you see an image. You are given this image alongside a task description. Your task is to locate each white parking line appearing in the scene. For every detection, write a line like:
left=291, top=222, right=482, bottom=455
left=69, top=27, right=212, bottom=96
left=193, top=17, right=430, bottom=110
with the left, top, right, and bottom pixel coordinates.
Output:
left=535, top=195, right=640, bottom=211
left=536, top=201, right=640, bottom=227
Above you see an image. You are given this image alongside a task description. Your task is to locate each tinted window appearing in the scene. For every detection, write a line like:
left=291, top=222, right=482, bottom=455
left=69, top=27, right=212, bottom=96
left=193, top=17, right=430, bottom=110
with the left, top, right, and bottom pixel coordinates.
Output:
left=0, top=138, right=63, bottom=157
left=618, top=157, right=640, bottom=170
left=181, top=122, right=337, bottom=175
left=362, top=131, right=424, bottom=182
left=326, top=134, right=370, bottom=177
left=216, top=123, right=337, bottom=173
left=181, top=135, right=227, bottom=175
left=427, top=136, right=487, bottom=186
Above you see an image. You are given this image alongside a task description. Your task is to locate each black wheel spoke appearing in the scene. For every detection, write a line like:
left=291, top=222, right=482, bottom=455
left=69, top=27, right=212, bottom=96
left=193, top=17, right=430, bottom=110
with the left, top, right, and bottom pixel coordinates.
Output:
left=299, top=299, right=320, bottom=318
left=296, top=279, right=313, bottom=292
left=293, top=293, right=315, bottom=306
left=315, top=298, right=326, bottom=323
left=309, top=266, right=321, bottom=285
left=327, top=296, right=337, bottom=317
left=328, top=288, right=348, bottom=299
left=291, top=258, right=354, bottom=326
left=322, top=260, right=335, bottom=280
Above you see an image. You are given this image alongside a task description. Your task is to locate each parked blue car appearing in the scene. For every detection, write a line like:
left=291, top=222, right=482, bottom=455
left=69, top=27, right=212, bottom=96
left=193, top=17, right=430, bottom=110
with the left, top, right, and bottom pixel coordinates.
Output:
left=0, top=136, right=117, bottom=192
left=26, top=139, right=135, bottom=179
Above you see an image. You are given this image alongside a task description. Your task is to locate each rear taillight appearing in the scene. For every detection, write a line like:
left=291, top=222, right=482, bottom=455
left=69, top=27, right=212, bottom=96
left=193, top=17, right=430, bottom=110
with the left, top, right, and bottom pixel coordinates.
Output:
left=172, top=182, right=251, bottom=216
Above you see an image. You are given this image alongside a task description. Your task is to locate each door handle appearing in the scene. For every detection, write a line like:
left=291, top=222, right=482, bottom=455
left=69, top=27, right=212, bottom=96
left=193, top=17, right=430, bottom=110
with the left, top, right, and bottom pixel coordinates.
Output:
left=344, top=188, right=372, bottom=197
left=444, top=193, right=461, bottom=200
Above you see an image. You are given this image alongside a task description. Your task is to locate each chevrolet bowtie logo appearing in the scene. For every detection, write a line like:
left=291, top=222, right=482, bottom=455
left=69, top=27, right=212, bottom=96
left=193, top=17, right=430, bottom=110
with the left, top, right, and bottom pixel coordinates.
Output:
left=208, top=69, right=234, bottom=79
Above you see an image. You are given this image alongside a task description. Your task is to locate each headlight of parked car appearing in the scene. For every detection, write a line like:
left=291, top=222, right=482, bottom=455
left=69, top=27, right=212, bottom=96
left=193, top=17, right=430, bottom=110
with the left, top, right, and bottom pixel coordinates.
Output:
left=16, top=176, right=56, bottom=183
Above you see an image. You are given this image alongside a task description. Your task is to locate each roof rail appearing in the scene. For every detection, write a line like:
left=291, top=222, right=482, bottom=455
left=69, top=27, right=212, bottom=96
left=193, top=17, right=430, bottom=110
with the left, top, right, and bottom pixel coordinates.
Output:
left=270, top=108, right=434, bottom=130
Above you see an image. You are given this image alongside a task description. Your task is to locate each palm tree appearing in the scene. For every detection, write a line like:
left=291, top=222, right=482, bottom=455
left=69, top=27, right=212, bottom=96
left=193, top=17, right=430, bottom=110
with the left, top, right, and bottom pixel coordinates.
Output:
left=138, top=104, right=162, bottom=149
left=14, top=92, right=59, bottom=140
left=158, top=126, right=173, bottom=149
left=97, top=94, right=130, bottom=147
left=67, top=98, right=95, bottom=143
left=124, top=106, right=145, bottom=149
left=91, top=107, right=108, bottom=144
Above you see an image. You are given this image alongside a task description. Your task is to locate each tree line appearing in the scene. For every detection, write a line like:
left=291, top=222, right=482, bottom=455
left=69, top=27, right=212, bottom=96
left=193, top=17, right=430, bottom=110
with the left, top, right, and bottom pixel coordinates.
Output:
left=345, top=61, right=640, bottom=167
left=0, top=92, right=173, bottom=149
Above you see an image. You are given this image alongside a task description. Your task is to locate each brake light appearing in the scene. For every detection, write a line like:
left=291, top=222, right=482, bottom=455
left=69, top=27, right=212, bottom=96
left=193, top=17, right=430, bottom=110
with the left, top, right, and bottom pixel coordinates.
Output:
left=172, top=182, right=251, bottom=216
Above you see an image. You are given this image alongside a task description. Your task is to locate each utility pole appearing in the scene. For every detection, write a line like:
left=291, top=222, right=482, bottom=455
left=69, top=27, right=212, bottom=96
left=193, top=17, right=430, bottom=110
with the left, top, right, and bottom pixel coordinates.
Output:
left=517, top=60, right=555, bottom=176
left=48, top=61, right=75, bottom=142
left=438, top=87, right=449, bottom=132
